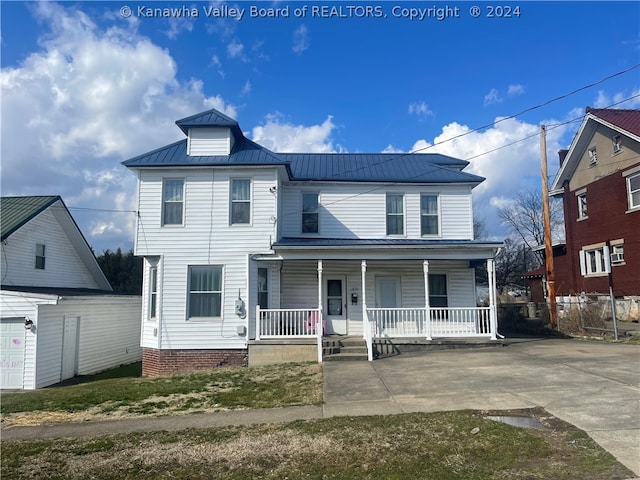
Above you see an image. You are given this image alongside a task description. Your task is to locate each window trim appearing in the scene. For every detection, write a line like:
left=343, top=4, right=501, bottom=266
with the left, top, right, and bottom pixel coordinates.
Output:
left=301, top=191, right=320, bottom=234
left=162, top=178, right=185, bottom=226
left=612, top=134, right=622, bottom=154
left=149, top=266, right=158, bottom=320
left=187, top=265, right=224, bottom=320
left=35, top=243, right=46, bottom=270
left=230, top=178, right=252, bottom=225
left=588, top=146, right=597, bottom=165
left=420, top=193, right=440, bottom=237
left=577, top=192, right=588, bottom=220
left=579, top=245, right=610, bottom=277
left=386, top=193, right=405, bottom=236
left=627, top=172, right=640, bottom=211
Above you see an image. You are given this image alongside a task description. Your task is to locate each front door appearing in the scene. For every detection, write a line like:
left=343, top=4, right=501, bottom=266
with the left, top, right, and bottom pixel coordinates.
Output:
left=376, top=277, right=401, bottom=308
left=61, top=316, right=79, bottom=381
left=325, top=277, right=347, bottom=334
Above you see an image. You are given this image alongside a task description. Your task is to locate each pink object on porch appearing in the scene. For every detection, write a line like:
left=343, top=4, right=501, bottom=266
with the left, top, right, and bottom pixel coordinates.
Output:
left=306, top=311, right=326, bottom=334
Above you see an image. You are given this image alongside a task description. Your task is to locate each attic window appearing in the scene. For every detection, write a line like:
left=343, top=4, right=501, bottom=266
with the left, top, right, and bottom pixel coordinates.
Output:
left=588, top=147, right=597, bottom=165
left=612, top=135, right=622, bottom=154
left=35, top=244, right=46, bottom=270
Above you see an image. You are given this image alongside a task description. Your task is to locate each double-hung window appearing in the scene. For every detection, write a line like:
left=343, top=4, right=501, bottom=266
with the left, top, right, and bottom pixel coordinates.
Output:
left=149, top=267, right=158, bottom=320
left=420, top=194, right=439, bottom=236
left=188, top=266, right=223, bottom=318
left=35, top=244, right=46, bottom=270
left=386, top=193, right=404, bottom=235
left=230, top=179, right=251, bottom=224
left=162, top=179, right=184, bottom=225
left=588, top=147, right=597, bottom=165
left=627, top=172, right=640, bottom=210
left=302, top=192, right=319, bottom=234
left=612, top=135, right=622, bottom=154
left=577, top=192, right=587, bottom=219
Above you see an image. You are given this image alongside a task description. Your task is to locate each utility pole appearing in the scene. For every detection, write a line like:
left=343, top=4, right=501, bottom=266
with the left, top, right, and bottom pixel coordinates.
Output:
left=540, top=125, right=557, bottom=328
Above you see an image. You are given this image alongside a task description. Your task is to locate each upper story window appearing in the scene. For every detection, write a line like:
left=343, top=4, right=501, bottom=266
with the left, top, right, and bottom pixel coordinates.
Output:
left=188, top=265, right=223, bottom=319
left=149, top=267, right=158, bottom=320
left=627, top=172, right=640, bottom=210
left=577, top=192, right=588, bottom=219
left=588, top=147, right=597, bottom=165
left=386, top=193, right=404, bottom=236
left=230, top=179, right=251, bottom=224
left=35, top=244, right=46, bottom=270
left=420, top=194, right=439, bottom=236
left=302, top=192, right=319, bottom=234
left=612, top=135, right=622, bottom=154
left=162, top=179, right=184, bottom=225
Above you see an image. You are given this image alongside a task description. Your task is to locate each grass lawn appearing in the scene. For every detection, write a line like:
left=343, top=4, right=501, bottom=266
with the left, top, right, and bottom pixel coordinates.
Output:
left=0, top=362, right=322, bottom=425
left=1, top=410, right=633, bottom=480
left=1, top=362, right=635, bottom=479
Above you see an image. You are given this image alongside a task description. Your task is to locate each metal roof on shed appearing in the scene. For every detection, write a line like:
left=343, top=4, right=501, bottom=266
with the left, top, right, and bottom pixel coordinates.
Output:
left=1, top=196, right=60, bottom=241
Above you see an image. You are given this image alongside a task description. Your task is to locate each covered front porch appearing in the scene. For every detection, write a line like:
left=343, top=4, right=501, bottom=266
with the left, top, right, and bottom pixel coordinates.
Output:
left=250, top=239, right=501, bottom=363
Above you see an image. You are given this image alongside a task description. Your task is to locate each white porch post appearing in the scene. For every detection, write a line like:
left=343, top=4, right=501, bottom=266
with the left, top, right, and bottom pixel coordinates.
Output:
left=423, top=260, right=432, bottom=340
left=255, top=305, right=261, bottom=340
left=317, top=260, right=324, bottom=363
left=488, top=258, right=498, bottom=340
left=362, top=260, right=373, bottom=361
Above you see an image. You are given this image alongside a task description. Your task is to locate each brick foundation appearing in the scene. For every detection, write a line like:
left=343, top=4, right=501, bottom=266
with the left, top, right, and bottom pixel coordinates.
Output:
left=142, top=348, right=248, bottom=377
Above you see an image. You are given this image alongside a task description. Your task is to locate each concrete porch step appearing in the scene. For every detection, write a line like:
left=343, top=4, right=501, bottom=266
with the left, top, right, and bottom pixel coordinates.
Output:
left=323, top=336, right=368, bottom=361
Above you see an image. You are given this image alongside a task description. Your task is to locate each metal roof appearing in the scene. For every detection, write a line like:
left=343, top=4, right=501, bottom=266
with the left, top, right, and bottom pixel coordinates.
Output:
left=272, top=237, right=503, bottom=248
left=1, top=196, right=60, bottom=241
left=175, top=108, right=239, bottom=135
left=123, top=107, right=484, bottom=185
left=282, top=153, right=483, bottom=184
left=586, top=107, right=640, bottom=137
left=122, top=138, right=290, bottom=168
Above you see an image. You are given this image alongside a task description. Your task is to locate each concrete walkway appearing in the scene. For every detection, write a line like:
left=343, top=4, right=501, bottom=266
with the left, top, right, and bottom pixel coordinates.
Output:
left=2, top=338, right=639, bottom=476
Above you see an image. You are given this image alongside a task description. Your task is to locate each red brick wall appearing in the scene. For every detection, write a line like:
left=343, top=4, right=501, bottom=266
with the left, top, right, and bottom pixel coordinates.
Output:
left=560, top=163, right=640, bottom=296
left=142, top=348, right=248, bottom=377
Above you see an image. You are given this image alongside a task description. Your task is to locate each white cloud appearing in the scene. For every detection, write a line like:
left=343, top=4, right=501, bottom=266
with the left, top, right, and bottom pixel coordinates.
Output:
left=165, top=14, right=196, bottom=39
left=241, top=80, right=252, bottom=96
left=292, top=25, right=310, bottom=54
left=593, top=88, right=640, bottom=109
left=251, top=114, right=338, bottom=153
left=227, top=39, right=245, bottom=59
left=507, top=84, right=525, bottom=96
left=483, top=88, right=503, bottom=105
left=408, top=101, right=434, bottom=119
left=0, top=2, right=237, bottom=251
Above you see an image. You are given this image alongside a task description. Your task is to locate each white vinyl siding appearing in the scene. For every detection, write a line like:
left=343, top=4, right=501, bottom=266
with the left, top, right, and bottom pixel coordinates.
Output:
left=0, top=208, right=102, bottom=290
left=280, top=184, right=473, bottom=240
left=135, top=167, right=278, bottom=350
left=188, top=128, right=235, bottom=156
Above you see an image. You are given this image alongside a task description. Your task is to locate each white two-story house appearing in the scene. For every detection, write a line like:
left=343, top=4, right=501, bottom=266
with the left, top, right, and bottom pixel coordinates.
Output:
left=123, top=108, right=502, bottom=376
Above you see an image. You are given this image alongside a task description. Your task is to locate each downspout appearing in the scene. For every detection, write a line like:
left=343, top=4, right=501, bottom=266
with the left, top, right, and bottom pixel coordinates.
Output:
left=362, top=260, right=373, bottom=361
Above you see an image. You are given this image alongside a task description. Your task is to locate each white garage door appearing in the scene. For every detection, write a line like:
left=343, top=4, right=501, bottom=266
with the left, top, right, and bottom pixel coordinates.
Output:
left=1, top=318, right=26, bottom=389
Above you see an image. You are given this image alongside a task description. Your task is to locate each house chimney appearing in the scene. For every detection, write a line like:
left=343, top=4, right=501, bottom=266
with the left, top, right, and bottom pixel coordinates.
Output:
left=558, top=149, right=569, bottom=167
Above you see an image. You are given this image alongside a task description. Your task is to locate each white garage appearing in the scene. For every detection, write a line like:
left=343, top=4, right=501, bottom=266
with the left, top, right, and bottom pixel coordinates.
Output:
left=0, top=289, right=142, bottom=390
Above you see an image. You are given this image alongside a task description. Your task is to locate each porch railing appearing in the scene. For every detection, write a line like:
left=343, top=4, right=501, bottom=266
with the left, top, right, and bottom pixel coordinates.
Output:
left=368, top=307, right=492, bottom=338
left=256, top=307, right=321, bottom=339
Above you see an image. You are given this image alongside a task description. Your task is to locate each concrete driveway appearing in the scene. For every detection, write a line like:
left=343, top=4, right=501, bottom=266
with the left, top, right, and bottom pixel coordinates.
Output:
left=323, top=338, right=640, bottom=476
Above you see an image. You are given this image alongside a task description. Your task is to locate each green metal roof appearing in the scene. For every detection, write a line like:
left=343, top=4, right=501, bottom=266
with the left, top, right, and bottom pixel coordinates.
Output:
left=1, top=196, right=61, bottom=241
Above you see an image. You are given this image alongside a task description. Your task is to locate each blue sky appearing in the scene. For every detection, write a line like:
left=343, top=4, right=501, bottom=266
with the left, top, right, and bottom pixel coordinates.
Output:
left=1, top=1, right=639, bottom=253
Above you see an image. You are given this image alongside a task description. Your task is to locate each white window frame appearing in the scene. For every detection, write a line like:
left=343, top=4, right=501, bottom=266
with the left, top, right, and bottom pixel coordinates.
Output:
left=612, top=134, right=622, bottom=154
left=420, top=194, right=440, bottom=237
left=627, top=172, right=640, bottom=210
left=35, top=243, right=46, bottom=270
left=386, top=193, right=405, bottom=236
left=230, top=178, right=252, bottom=225
left=301, top=192, right=320, bottom=234
left=187, top=265, right=224, bottom=320
left=149, top=266, right=158, bottom=320
left=579, top=245, right=610, bottom=277
left=588, top=147, right=597, bottom=165
left=577, top=192, right=588, bottom=219
left=162, top=178, right=184, bottom=226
